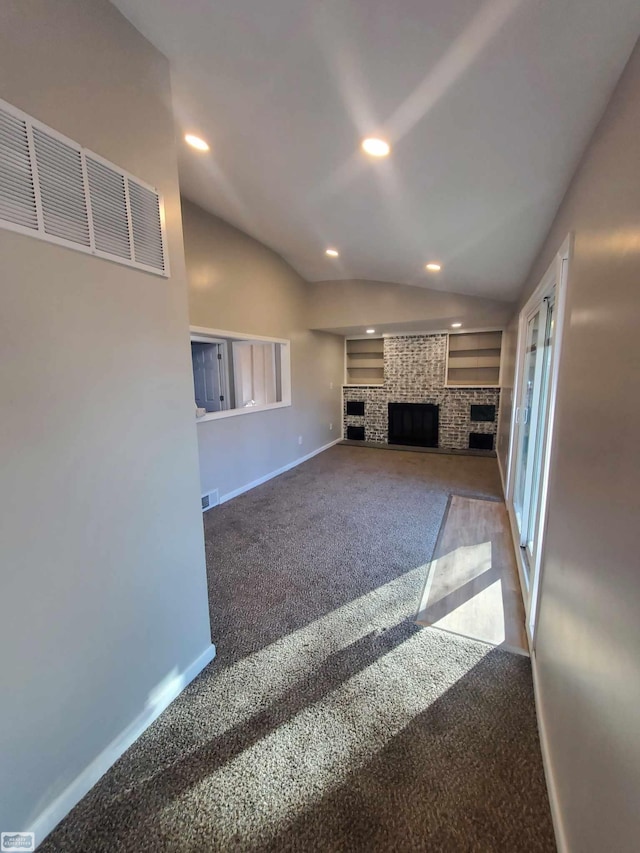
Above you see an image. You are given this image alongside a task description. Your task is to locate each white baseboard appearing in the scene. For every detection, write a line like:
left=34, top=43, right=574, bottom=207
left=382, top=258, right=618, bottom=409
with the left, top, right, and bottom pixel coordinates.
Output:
left=530, top=651, right=567, bottom=853
left=31, top=643, right=216, bottom=848
left=219, top=438, right=341, bottom=504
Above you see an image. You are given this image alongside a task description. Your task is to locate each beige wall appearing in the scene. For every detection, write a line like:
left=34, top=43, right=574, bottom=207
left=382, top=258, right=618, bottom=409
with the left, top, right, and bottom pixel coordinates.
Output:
left=183, top=200, right=344, bottom=498
left=0, top=0, right=211, bottom=834
left=504, top=39, right=640, bottom=852
left=307, top=278, right=514, bottom=336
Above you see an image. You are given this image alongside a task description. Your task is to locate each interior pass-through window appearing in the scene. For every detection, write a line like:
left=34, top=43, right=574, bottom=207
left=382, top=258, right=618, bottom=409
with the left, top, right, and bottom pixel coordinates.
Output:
left=190, top=329, right=290, bottom=420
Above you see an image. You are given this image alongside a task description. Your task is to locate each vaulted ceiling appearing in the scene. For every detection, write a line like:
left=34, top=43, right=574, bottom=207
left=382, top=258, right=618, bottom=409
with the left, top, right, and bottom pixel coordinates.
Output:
left=113, top=0, right=640, bottom=301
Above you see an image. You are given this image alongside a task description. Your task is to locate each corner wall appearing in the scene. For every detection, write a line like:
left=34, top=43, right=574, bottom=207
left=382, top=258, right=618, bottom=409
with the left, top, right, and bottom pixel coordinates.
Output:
left=0, top=0, right=211, bottom=835
left=504, top=38, right=640, bottom=852
left=182, top=200, right=345, bottom=499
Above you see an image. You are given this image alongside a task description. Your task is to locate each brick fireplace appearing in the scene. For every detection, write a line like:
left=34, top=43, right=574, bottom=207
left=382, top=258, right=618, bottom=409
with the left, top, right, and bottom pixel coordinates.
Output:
left=343, top=334, right=499, bottom=452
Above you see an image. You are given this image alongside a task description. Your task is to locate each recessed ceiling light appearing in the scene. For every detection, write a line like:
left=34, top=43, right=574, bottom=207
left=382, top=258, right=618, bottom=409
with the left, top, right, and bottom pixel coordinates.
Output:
left=366, top=328, right=376, bottom=334
left=325, top=248, right=339, bottom=257
left=426, top=262, right=441, bottom=272
left=451, top=322, right=462, bottom=328
left=184, top=134, right=210, bottom=152
left=361, top=137, right=391, bottom=158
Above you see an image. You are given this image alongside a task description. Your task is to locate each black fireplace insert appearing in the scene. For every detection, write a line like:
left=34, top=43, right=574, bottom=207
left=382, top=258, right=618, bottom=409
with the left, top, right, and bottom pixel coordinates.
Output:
left=470, top=404, right=496, bottom=422
left=469, top=432, right=494, bottom=450
left=388, top=403, right=439, bottom=448
left=346, top=400, right=365, bottom=416
left=346, top=425, right=365, bottom=441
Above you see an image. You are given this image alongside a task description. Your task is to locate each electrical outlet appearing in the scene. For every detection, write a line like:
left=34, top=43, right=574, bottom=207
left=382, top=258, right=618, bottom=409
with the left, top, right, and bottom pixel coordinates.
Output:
left=329, top=423, right=333, bottom=431
left=298, top=435, right=303, bottom=445
left=329, top=381, right=334, bottom=390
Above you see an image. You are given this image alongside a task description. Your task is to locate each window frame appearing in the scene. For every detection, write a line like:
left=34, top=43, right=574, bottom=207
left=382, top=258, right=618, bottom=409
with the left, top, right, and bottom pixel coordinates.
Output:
left=189, top=325, right=291, bottom=423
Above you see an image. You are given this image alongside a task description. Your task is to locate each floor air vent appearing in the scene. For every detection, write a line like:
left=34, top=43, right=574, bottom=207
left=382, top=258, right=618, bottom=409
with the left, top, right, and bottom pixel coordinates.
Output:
left=201, top=489, right=220, bottom=512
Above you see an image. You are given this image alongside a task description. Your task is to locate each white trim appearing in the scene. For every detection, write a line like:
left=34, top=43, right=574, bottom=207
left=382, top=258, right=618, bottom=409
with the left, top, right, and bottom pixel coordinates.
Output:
left=30, top=644, right=216, bottom=848
left=189, top=325, right=288, bottom=345
left=530, top=650, right=568, bottom=853
left=195, top=334, right=227, bottom=348
left=219, top=439, right=341, bottom=504
left=196, top=400, right=291, bottom=424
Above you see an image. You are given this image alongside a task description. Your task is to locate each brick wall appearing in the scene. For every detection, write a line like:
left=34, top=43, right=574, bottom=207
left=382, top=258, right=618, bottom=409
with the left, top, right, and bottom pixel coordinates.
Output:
left=343, top=334, right=500, bottom=451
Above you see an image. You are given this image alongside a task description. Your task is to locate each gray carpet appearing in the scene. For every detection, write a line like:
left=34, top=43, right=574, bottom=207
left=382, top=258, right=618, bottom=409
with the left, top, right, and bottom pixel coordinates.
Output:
left=41, top=446, right=555, bottom=852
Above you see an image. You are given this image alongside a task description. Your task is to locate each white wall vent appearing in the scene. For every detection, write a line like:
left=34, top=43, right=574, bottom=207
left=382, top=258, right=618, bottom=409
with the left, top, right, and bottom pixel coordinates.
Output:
left=0, top=98, right=168, bottom=276
left=86, top=156, right=132, bottom=261
left=201, top=489, right=220, bottom=512
left=0, top=108, right=38, bottom=231
left=33, top=127, right=91, bottom=247
left=128, top=178, right=165, bottom=273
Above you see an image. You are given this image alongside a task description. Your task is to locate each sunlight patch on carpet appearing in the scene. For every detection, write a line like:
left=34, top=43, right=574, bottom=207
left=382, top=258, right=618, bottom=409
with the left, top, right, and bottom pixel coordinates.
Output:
left=156, top=628, right=490, bottom=845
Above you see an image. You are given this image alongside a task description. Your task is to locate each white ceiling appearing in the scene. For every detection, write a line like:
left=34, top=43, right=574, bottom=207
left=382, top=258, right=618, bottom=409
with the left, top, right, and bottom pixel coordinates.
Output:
left=113, top=0, right=640, bottom=301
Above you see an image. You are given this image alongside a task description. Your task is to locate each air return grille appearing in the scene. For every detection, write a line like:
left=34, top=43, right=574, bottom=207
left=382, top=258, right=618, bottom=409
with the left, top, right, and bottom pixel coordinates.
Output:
left=0, top=98, right=168, bottom=276
left=0, top=109, right=38, bottom=230
left=33, top=127, right=90, bottom=246
left=129, top=179, right=164, bottom=271
left=86, top=156, right=132, bottom=260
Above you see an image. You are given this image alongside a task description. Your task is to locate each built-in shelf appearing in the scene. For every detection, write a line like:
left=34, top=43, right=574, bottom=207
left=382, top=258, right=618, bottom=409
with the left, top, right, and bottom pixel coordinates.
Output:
left=346, top=337, right=384, bottom=385
left=446, top=331, right=502, bottom=387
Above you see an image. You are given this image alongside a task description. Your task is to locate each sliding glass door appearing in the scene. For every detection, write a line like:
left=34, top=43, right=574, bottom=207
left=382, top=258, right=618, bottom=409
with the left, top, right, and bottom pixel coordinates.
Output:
left=512, top=292, right=555, bottom=581
left=524, top=294, right=554, bottom=567
left=507, top=238, right=569, bottom=646
left=513, top=306, right=542, bottom=558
